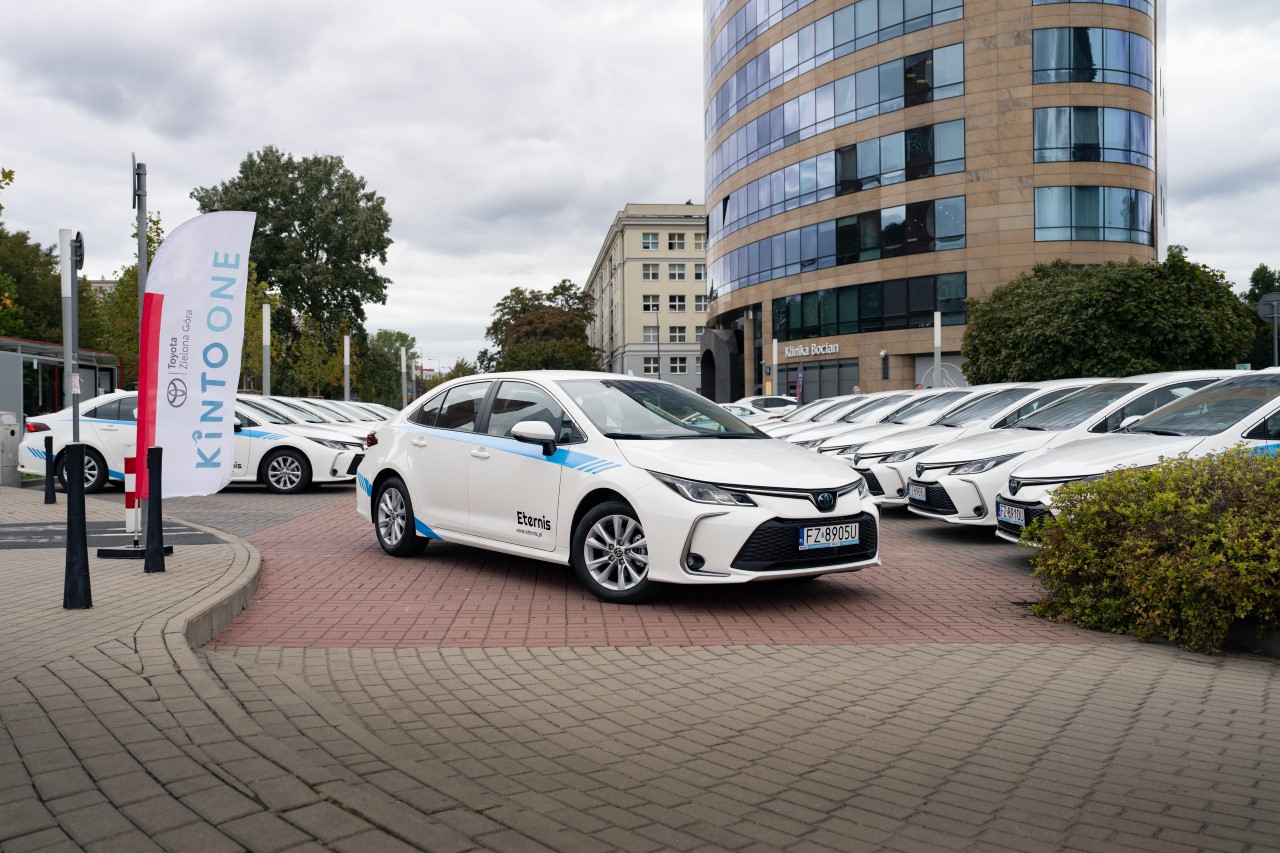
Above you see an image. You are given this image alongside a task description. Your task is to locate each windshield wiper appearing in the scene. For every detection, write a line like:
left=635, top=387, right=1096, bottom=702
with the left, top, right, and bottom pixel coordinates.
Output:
left=1019, top=425, right=1052, bottom=431
left=1129, top=428, right=1185, bottom=436
left=603, top=432, right=659, bottom=440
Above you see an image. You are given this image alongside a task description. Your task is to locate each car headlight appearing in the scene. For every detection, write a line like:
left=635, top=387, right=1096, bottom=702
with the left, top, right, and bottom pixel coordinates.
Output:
left=793, top=438, right=825, bottom=449
left=828, top=443, right=864, bottom=457
left=883, top=446, right=936, bottom=464
left=949, top=454, right=1021, bottom=475
left=307, top=436, right=362, bottom=450
left=650, top=472, right=756, bottom=506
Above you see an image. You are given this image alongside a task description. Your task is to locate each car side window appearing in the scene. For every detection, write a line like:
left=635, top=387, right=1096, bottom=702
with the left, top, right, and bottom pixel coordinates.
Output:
left=1245, top=410, right=1280, bottom=441
left=434, top=382, right=492, bottom=433
left=1091, top=380, right=1216, bottom=433
left=486, top=382, right=581, bottom=443
left=235, top=411, right=258, bottom=428
left=87, top=399, right=118, bottom=420
left=118, top=396, right=138, bottom=423
left=411, top=395, right=444, bottom=427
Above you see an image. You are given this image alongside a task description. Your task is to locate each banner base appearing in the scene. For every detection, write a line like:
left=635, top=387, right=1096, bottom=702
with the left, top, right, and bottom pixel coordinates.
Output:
left=97, top=545, right=172, bottom=559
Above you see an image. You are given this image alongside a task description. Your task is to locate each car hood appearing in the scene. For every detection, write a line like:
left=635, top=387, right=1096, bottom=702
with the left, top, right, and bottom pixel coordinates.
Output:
left=1008, top=433, right=1207, bottom=479
left=916, top=429, right=1057, bottom=465
left=284, top=424, right=366, bottom=445
left=856, top=424, right=962, bottom=455
left=818, top=422, right=921, bottom=449
left=615, top=438, right=859, bottom=489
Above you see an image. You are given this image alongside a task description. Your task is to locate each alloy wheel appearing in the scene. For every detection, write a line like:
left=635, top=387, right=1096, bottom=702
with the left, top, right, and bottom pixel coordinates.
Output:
left=583, top=514, right=649, bottom=591
left=378, top=486, right=407, bottom=546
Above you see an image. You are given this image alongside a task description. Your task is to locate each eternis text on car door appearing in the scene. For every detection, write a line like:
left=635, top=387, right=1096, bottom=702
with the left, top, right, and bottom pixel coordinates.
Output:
left=405, top=381, right=492, bottom=535
left=467, top=381, right=567, bottom=551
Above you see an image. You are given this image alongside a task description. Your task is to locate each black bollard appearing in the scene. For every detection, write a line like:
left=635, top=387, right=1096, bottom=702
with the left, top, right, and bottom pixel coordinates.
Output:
left=62, top=443, right=92, bottom=609
left=143, top=445, right=170, bottom=573
left=43, top=435, right=55, bottom=504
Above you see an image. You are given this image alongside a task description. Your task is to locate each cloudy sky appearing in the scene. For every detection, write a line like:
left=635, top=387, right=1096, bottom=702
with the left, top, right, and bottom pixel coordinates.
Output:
left=2, top=1, right=1277, bottom=366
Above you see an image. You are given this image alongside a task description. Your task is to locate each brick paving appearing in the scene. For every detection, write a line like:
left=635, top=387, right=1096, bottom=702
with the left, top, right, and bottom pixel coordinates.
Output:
left=2, top=484, right=1278, bottom=852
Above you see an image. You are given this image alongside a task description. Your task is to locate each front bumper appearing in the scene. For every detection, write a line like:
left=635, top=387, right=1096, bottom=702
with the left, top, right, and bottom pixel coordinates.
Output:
left=994, top=495, right=1055, bottom=543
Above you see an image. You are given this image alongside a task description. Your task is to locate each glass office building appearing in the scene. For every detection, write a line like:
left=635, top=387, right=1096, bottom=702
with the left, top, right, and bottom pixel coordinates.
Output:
left=700, top=0, right=1165, bottom=400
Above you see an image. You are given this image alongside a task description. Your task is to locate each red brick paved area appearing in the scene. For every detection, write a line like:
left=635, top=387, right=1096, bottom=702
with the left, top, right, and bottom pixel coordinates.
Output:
left=214, top=499, right=1120, bottom=648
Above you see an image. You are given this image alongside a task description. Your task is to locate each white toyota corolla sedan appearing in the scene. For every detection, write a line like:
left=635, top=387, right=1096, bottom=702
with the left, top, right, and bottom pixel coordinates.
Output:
left=356, top=371, right=880, bottom=603
left=993, top=368, right=1280, bottom=542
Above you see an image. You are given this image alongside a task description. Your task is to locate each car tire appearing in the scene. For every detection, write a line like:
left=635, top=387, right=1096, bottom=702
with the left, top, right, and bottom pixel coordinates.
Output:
left=262, top=449, right=312, bottom=494
left=374, top=476, right=427, bottom=556
left=571, top=500, right=656, bottom=604
left=57, top=447, right=109, bottom=494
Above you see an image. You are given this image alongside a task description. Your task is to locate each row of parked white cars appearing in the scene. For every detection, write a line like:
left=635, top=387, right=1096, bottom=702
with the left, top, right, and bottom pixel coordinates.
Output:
left=18, top=393, right=396, bottom=494
left=758, top=368, right=1280, bottom=542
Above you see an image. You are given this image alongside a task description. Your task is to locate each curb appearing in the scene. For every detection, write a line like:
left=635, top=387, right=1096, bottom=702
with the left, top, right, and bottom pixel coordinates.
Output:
left=162, top=515, right=262, bottom=649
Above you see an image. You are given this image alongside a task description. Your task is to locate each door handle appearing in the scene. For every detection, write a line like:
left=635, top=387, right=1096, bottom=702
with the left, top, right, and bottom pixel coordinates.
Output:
left=470, top=449, right=490, bottom=460
left=100, top=425, right=118, bottom=431
left=411, top=438, right=428, bottom=447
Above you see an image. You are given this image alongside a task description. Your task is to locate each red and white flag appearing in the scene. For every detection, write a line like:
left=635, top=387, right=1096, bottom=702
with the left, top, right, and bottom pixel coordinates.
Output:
left=136, top=212, right=256, bottom=498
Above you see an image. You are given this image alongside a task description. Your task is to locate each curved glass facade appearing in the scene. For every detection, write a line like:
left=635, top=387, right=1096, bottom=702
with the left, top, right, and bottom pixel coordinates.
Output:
left=710, top=120, right=964, bottom=240
left=772, top=273, right=966, bottom=341
left=706, top=0, right=963, bottom=135
left=711, top=196, right=966, bottom=295
left=1032, top=28, right=1154, bottom=92
left=1032, top=0, right=1153, bottom=17
left=706, top=0, right=816, bottom=87
left=1034, top=186, right=1153, bottom=245
left=707, top=43, right=964, bottom=194
left=1034, top=107, right=1153, bottom=168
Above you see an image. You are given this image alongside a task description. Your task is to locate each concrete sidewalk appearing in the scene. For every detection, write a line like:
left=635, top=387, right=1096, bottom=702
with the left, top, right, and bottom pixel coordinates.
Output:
left=2, top=485, right=1279, bottom=853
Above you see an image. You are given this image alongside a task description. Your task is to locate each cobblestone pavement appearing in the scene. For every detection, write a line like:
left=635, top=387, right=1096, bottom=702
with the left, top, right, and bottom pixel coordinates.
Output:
left=2, top=485, right=1278, bottom=852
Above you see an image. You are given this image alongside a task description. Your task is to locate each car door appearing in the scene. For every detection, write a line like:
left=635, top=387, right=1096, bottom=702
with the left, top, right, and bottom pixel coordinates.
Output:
left=1244, top=406, right=1280, bottom=455
left=403, top=381, right=492, bottom=536
left=466, top=380, right=568, bottom=551
left=83, top=395, right=136, bottom=479
left=231, top=410, right=262, bottom=481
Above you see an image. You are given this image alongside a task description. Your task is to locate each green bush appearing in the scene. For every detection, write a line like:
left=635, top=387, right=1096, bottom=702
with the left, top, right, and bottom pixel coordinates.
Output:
left=1025, top=447, right=1280, bottom=653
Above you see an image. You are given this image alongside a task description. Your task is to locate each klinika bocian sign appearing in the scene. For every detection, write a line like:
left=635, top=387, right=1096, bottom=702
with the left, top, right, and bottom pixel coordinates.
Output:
left=784, top=341, right=840, bottom=358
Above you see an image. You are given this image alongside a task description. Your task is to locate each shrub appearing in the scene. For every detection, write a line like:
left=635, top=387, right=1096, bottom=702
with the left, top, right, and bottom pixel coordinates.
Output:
left=1026, top=447, right=1280, bottom=653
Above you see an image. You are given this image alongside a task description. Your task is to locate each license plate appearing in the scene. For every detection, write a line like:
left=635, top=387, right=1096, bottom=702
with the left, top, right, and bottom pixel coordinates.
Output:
left=996, top=502, right=1025, bottom=526
left=907, top=483, right=926, bottom=501
left=798, top=523, right=860, bottom=550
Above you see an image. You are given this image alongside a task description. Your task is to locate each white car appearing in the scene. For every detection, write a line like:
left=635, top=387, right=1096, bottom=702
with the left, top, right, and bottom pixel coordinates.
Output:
left=785, top=391, right=916, bottom=448
left=733, top=394, right=798, bottom=416
left=249, top=396, right=370, bottom=444
left=904, top=370, right=1234, bottom=528
left=792, top=388, right=980, bottom=455
left=719, top=403, right=773, bottom=425
left=760, top=394, right=868, bottom=438
left=848, top=378, right=1103, bottom=504
left=356, top=371, right=880, bottom=603
left=18, top=390, right=364, bottom=495
left=993, top=369, right=1280, bottom=542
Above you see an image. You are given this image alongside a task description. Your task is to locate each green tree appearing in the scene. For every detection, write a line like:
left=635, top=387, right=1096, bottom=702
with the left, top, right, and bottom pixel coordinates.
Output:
left=1243, top=263, right=1279, bottom=368
left=284, top=316, right=348, bottom=398
left=0, top=271, right=24, bottom=337
left=481, top=279, right=598, bottom=371
left=0, top=225, right=60, bottom=343
left=961, top=249, right=1254, bottom=383
left=0, top=167, right=12, bottom=215
left=190, top=146, right=392, bottom=340
left=422, top=358, right=477, bottom=393
left=356, top=328, right=418, bottom=405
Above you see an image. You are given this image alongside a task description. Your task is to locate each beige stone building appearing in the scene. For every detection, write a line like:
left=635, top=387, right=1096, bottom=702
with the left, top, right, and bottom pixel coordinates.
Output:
left=585, top=204, right=710, bottom=391
left=701, top=0, right=1165, bottom=401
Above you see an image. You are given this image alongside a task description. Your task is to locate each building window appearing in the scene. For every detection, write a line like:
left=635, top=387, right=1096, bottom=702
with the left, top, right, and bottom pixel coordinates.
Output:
left=668, top=233, right=685, bottom=250
left=642, top=232, right=659, bottom=250
left=669, top=295, right=686, bottom=312
left=670, top=357, right=687, bottom=375
left=669, top=263, right=686, bottom=281
left=770, top=273, right=968, bottom=342
left=695, top=295, right=711, bottom=312
left=1034, top=107, right=1154, bottom=169
left=696, top=325, right=706, bottom=339
left=1033, top=28, right=1155, bottom=93
left=642, top=263, right=660, bottom=280
left=643, top=357, right=659, bottom=375
left=669, top=326, right=687, bottom=343
left=695, top=355, right=701, bottom=372
left=643, top=326, right=658, bottom=343
left=707, top=43, right=965, bottom=194
left=1034, top=186, right=1154, bottom=245
left=694, top=263, right=706, bottom=281
left=643, top=294, right=659, bottom=312
left=1033, top=0, right=1153, bottom=18
left=694, top=233, right=706, bottom=250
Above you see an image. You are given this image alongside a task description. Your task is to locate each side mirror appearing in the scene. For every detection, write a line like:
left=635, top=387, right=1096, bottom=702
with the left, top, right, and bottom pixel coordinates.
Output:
left=234, top=422, right=243, bottom=433
left=1119, top=415, right=1142, bottom=431
left=512, top=420, right=558, bottom=457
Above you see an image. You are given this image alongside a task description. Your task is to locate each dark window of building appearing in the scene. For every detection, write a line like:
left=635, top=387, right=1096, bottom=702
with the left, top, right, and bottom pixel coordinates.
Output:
left=1033, top=27, right=1154, bottom=92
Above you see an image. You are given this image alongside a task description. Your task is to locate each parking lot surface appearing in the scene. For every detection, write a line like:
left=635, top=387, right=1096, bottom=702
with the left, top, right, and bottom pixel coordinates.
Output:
left=0, top=483, right=1275, bottom=853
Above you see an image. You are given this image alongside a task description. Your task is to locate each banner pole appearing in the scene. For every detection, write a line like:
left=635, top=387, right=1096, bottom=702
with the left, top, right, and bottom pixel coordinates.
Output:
left=135, top=160, right=150, bottom=549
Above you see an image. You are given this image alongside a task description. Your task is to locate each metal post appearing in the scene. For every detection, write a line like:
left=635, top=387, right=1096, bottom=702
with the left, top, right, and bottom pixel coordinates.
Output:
left=133, top=158, right=150, bottom=551
left=400, top=347, right=407, bottom=404
left=1272, top=303, right=1278, bottom=368
left=59, top=229, right=73, bottom=412
left=655, top=304, right=661, bottom=380
left=933, top=310, right=942, bottom=388
left=343, top=334, right=350, bottom=401
left=62, top=443, right=91, bottom=609
left=43, top=435, right=55, bottom=504
left=144, top=446, right=172, bottom=572
left=262, top=303, right=271, bottom=395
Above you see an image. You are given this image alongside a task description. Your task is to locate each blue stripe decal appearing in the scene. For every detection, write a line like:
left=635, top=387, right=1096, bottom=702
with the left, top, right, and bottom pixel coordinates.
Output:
left=27, top=447, right=47, bottom=461
left=1254, top=443, right=1280, bottom=457
left=240, top=429, right=285, bottom=440
left=389, top=425, right=623, bottom=476
left=357, top=473, right=373, bottom=496
left=414, top=518, right=442, bottom=540
left=108, top=469, right=123, bottom=481
left=52, top=418, right=137, bottom=426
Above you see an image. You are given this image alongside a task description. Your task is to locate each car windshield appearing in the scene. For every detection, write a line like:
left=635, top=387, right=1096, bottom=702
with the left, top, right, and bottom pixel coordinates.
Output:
left=1008, top=383, right=1141, bottom=431
left=779, top=398, right=834, bottom=422
left=935, top=388, right=1035, bottom=427
left=879, top=390, right=971, bottom=424
left=238, top=399, right=295, bottom=425
left=1126, top=374, right=1280, bottom=437
left=300, top=400, right=354, bottom=422
left=839, top=394, right=909, bottom=423
left=268, top=399, right=328, bottom=424
left=559, top=379, right=763, bottom=438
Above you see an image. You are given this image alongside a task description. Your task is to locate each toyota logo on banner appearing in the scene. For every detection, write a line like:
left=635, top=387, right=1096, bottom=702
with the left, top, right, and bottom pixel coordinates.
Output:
left=166, top=378, right=188, bottom=408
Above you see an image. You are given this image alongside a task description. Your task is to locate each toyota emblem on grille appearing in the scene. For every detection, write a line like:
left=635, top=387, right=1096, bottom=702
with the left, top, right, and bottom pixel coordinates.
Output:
left=1009, top=478, right=1021, bottom=495
left=915, top=463, right=924, bottom=477
left=815, top=491, right=835, bottom=511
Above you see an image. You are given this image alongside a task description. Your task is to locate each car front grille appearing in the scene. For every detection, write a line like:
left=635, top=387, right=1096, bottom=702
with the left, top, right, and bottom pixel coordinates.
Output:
left=995, top=498, right=1053, bottom=539
left=906, top=480, right=958, bottom=516
left=731, top=512, right=878, bottom=572
left=856, top=468, right=884, bottom=497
